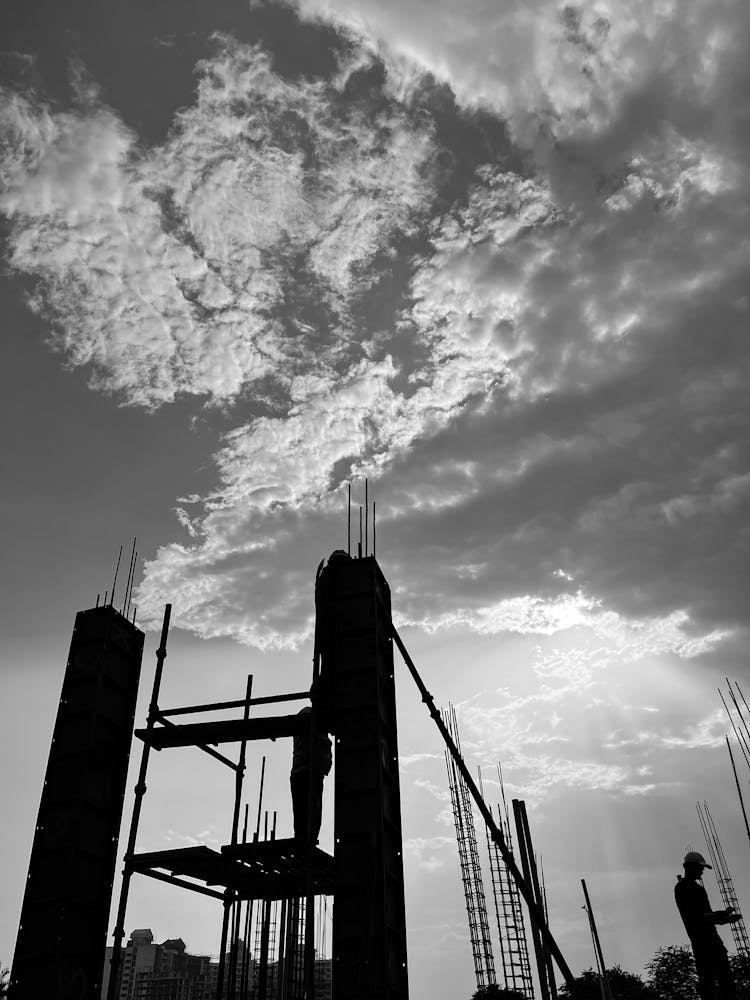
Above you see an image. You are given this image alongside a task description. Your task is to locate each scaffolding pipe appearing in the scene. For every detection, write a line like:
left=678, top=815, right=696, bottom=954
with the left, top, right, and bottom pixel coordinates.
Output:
left=518, top=802, right=556, bottom=1000
left=581, top=879, right=612, bottom=1000
left=391, top=624, right=578, bottom=993
left=513, top=800, right=549, bottom=1000
left=107, top=604, right=171, bottom=1000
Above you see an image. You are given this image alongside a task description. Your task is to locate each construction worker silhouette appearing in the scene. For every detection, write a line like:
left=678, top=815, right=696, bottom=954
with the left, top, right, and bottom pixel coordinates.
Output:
left=290, top=707, right=332, bottom=843
left=674, top=850, right=740, bottom=1000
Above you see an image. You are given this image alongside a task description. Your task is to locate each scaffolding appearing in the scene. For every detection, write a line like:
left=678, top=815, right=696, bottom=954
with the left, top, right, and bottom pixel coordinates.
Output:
left=106, top=604, right=334, bottom=1000
left=444, top=707, right=496, bottom=990
left=697, top=801, right=750, bottom=957
left=98, top=551, right=576, bottom=1000
left=107, top=550, right=410, bottom=1000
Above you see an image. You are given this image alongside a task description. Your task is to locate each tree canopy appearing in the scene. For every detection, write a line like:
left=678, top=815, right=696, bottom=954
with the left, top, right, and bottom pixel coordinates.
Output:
left=557, top=965, right=655, bottom=1000
left=645, top=945, right=699, bottom=1000
left=472, top=943, right=750, bottom=1000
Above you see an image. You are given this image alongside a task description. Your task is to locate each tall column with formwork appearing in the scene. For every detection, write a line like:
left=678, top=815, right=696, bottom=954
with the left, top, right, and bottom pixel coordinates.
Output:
left=10, top=605, right=144, bottom=1000
left=319, top=554, right=409, bottom=999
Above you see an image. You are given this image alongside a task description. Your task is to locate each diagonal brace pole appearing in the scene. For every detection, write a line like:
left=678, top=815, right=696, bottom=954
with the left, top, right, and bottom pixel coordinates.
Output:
left=391, top=624, right=578, bottom=995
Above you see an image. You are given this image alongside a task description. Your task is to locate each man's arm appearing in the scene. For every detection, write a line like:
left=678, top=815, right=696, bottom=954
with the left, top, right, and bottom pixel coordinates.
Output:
left=706, top=907, right=741, bottom=925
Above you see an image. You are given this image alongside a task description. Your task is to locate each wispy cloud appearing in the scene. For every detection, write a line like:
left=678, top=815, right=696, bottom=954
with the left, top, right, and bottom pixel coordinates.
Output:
left=403, top=834, right=455, bottom=872
left=1, top=7, right=748, bottom=660
left=0, top=37, right=435, bottom=411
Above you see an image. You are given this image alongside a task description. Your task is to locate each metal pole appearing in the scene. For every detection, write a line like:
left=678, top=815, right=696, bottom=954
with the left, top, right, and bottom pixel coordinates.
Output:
left=519, top=802, right=557, bottom=1000
left=277, top=897, right=288, bottom=1000
left=304, top=706, right=317, bottom=998
left=581, top=880, right=612, bottom=1000
left=217, top=893, right=232, bottom=1000
left=107, top=604, right=171, bottom=1000
left=513, top=801, right=549, bottom=1000
left=228, top=676, right=253, bottom=998
left=390, top=624, right=578, bottom=993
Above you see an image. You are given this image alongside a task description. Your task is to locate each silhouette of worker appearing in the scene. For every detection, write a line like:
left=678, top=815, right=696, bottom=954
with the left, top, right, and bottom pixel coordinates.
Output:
left=674, top=850, right=740, bottom=1000
left=290, top=707, right=332, bottom=843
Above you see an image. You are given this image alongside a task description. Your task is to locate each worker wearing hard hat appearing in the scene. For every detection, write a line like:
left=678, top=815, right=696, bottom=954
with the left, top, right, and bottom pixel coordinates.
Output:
left=674, top=851, right=740, bottom=1000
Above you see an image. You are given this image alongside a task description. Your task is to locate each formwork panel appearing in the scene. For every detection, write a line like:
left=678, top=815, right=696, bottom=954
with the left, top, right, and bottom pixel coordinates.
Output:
left=11, top=605, right=144, bottom=1000
left=321, top=556, right=408, bottom=1000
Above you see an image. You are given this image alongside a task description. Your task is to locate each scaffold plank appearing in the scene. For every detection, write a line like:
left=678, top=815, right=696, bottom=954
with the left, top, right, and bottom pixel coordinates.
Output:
left=128, top=841, right=334, bottom=901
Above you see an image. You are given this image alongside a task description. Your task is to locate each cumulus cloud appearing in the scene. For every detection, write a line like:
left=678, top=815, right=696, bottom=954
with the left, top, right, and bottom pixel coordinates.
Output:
left=291, top=0, right=750, bottom=165
left=0, top=36, right=435, bottom=408
left=403, top=834, right=455, bottom=872
left=2, top=6, right=748, bottom=657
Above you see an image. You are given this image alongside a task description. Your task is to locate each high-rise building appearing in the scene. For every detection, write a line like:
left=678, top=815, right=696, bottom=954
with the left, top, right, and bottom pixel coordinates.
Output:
left=102, top=930, right=212, bottom=1000
left=103, top=930, right=332, bottom=1000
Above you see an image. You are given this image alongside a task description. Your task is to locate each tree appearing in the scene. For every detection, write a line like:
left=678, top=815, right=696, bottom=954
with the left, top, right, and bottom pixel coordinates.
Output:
left=0, top=963, right=9, bottom=999
left=645, top=945, right=699, bottom=1000
left=730, top=952, right=750, bottom=998
left=558, top=966, right=656, bottom=1000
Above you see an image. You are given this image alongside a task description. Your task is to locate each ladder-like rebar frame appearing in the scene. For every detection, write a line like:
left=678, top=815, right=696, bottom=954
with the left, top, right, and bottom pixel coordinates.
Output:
left=444, top=710, right=496, bottom=989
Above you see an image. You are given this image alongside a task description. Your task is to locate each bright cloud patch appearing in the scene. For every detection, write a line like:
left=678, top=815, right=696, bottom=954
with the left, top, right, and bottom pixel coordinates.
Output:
left=1, top=8, right=748, bottom=657
left=0, top=37, right=434, bottom=408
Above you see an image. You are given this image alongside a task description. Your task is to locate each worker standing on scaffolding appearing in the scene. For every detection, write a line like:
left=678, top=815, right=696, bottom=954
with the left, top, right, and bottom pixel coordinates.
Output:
left=290, top=706, right=332, bottom=843
left=675, top=850, right=740, bottom=1000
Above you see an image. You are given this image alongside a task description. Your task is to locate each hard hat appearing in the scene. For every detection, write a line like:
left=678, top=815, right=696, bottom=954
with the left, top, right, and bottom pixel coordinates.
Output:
left=683, top=851, right=712, bottom=869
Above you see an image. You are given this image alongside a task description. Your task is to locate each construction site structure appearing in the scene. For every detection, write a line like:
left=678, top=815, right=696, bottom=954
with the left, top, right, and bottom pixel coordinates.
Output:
left=321, top=554, right=409, bottom=999
left=10, top=602, right=144, bottom=1000
left=485, top=773, right=535, bottom=999
left=11, top=520, right=579, bottom=1000
left=443, top=708, right=496, bottom=990
left=105, top=551, right=408, bottom=1000
left=696, top=801, right=750, bottom=957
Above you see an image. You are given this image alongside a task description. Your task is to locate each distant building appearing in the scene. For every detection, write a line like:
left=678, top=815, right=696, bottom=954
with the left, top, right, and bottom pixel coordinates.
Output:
left=102, top=930, right=210, bottom=1000
left=102, top=929, right=332, bottom=999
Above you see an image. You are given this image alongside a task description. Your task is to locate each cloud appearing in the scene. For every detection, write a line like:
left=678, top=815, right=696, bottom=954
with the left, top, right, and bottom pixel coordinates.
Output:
left=403, top=834, right=455, bottom=872
left=2, top=10, right=749, bottom=657
left=0, top=36, right=436, bottom=410
left=290, top=0, right=750, bottom=164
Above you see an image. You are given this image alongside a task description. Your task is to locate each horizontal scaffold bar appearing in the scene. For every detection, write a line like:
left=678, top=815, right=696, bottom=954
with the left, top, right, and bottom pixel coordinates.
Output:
left=135, top=713, right=301, bottom=749
left=159, top=690, right=310, bottom=718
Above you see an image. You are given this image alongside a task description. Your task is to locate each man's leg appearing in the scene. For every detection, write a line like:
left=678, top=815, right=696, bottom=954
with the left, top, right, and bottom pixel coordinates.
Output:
left=309, top=773, right=324, bottom=844
left=693, top=949, right=718, bottom=1000
left=713, top=943, right=736, bottom=1000
left=291, top=771, right=309, bottom=840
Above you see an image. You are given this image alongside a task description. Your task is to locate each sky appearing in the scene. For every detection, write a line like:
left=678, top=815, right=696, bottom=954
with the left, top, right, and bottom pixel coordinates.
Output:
left=1, top=0, right=750, bottom=996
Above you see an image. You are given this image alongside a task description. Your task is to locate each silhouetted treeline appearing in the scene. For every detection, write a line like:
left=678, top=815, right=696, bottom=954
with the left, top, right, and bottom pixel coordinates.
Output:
left=553, top=945, right=750, bottom=1000
left=469, top=946, right=750, bottom=1000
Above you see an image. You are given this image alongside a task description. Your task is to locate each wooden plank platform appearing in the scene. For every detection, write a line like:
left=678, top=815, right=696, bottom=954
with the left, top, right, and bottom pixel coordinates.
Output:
left=222, top=838, right=334, bottom=897
left=128, top=839, right=333, bottom=900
